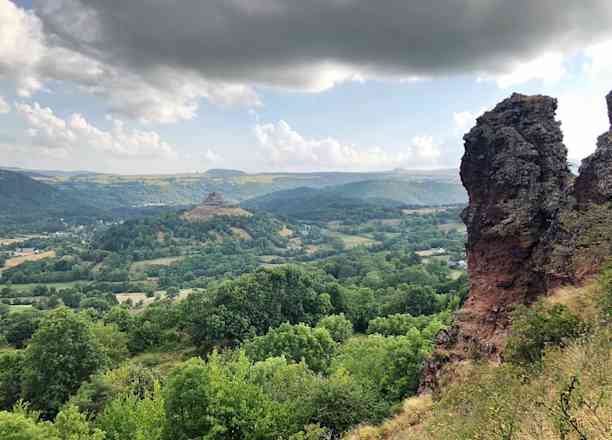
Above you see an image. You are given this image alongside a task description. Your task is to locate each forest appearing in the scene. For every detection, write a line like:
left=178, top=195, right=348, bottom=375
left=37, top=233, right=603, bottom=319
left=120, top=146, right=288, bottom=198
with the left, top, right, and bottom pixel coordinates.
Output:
left=0, top=203, right=468, bottom=439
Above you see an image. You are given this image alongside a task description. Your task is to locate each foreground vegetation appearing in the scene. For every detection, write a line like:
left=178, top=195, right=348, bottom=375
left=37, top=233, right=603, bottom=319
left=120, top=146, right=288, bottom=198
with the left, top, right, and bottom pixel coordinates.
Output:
left=349, top=269, right=612, bottom=440
left=0, top=204, right=468, bottom=439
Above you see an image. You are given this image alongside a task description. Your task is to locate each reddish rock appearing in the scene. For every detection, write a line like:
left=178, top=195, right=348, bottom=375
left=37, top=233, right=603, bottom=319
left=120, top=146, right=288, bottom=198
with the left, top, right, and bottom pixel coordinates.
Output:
left=459, top=93, right=572, bottom=349
left=420, top=91, right=612, bottom=394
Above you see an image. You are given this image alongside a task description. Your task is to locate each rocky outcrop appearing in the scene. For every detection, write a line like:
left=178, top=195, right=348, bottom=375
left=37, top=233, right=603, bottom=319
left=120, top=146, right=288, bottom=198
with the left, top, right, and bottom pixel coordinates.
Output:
left=420, top=90, right=612, bottom=393
left=574, top=97, right=612, bottom=206
left=459, top=93, right=572, bottom=349
left=608, top=91, right=612, bottom=126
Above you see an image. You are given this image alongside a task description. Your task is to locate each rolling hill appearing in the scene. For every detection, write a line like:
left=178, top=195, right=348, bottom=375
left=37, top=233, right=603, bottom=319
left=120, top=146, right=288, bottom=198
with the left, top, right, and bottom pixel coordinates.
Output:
left=241, top=179, right=467, bottom=220
left=0, top=169, right=101, bottom=226
left=3, top=167, right=462, bottom=210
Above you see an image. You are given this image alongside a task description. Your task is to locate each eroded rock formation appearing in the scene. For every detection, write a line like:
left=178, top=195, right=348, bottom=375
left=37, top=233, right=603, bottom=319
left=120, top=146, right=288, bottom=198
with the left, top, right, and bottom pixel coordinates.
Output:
left=460, top=93, right=572, bottom=346
left=420, top=90, right=612, bottom=393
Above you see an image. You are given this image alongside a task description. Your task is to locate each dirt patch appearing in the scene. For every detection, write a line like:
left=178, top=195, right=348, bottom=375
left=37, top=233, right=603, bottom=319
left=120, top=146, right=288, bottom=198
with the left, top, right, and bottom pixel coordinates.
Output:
left=182, top=206, right=251, bottom=223
left=278, top=227, right=294, bottom=237
left=1, top=250, right=56, bottom=272
left=0, top=235, right=45, bottom=246
left=402, top=207, right=448, bottom=215
left=230, top=227, right=252, bottom=240
left=415, top=248, right=447, bottom=257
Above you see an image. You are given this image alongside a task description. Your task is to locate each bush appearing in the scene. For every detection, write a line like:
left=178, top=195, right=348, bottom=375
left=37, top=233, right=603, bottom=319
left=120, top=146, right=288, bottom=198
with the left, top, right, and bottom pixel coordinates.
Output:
left=0, top=351, right=24, bottom=410
left=331, top=330, right=433, bottom=404
left=367, top=313, right=431, bottom=336
left=598, top=267, right=612, bottom=321
left=245, top=323, right=336, bottom=373
left=96, top=384, right=164, bottom=440
left=162, top=353, right=280, bottom=440
left=316, top=314, right=353, bottom=343
left=504, top=304, right=587, bottom=368
left=21, top=309, right=108, bottom=417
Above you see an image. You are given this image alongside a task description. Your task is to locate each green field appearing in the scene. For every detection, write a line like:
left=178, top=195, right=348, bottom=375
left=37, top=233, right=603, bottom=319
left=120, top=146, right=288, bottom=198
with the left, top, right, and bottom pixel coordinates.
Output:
left=8, top=304, right=34, bottom=312
left=326, top=232, right=378, bottom=248
left=130, top=256, right=185, bottom=273
left=438, top=222, right=466, bottom=233
left=0, top=281, right=85, bottom=293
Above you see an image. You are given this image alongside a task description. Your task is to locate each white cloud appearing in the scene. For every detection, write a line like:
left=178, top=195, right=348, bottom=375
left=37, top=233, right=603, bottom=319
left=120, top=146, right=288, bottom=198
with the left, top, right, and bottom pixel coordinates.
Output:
left=453, top=111, right=480, bottom=133
left=555, top=38, right=612, bottom=161
left=412, top=136, right=441, bottom=161
left=479, top=52, right=568, bottom=89
left=0, top=0, right=46, bottom=96
left=204, top=149, right=222, bottom=163
left=0, top=0, right=259, bottom=123
left=0, top=96, right=10, bottom=114
left=583, top=39, right=612, bottom=78
left=253, top=120, right=441, bottom=171
left=14, top=101, right=177, bottom=159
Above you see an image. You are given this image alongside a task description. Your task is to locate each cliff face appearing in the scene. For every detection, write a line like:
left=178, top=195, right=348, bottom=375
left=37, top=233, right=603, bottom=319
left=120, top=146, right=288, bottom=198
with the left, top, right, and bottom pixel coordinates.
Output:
left=460, top=94, right=572, bottom=345
left=420, top=90, right=612, bottom=393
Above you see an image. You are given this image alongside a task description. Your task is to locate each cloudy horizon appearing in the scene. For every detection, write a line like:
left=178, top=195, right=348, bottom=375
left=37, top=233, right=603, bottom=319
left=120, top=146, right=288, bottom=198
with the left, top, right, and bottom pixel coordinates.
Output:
left=1, top=0, right=612, bottom=174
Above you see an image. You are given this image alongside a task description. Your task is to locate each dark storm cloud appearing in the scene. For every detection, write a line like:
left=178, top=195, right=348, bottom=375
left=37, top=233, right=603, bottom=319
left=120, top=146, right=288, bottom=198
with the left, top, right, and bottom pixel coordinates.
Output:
left=34, top=0, right=612, bottom=89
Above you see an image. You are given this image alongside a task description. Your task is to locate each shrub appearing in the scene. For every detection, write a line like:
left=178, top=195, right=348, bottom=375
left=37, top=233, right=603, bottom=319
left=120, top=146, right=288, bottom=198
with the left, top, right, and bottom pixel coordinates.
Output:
left=245, top=323, right=336, bottom=373
left=598, top=267, right=612, bottom=321
left=331, top=330, right=433, bottom=403
left=504, top=304, right=587, bottom=368
left=316, top=314, right=353, bottom=343
left=0, top=351, right=24, bottom=410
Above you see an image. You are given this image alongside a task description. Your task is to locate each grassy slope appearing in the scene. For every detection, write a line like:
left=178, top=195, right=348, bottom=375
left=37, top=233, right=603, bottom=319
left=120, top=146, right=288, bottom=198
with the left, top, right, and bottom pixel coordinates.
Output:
left=348, top=279, right=611, bottom=440
left=0, top=170, right=99, bottom=221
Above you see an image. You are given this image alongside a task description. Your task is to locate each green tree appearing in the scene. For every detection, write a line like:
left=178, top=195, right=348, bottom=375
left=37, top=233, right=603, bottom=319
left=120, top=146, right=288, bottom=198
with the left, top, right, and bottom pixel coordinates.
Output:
left=22, top=309, right=108, bottom=417
left=70, top=364, right=160, bottom=417
left=316, top=314, right=353, bottom=343
left=0, top=351, right=24, bottom=410
left=0, top=408, right=59, bottom=440
left=54, top=405, right=105, bottom=440
left=182, top=267, right=332, bottom=350
left=163, top=353, right=280, bottom=440
left=90, top=321, right=129, bottom=367
left=309, top=369, right=383, bottom=438
left=382, top=284, right=439, bottom=317
left=331, top=330, right=433, bottom=403
left=504, top=304, right=587, bottom=368
left=1, top=309, right=42, bottom=348
left=162, top=358, right=213, bottom=440
left=245, top=323, right=336, bottom=373
left=96, top=384, right=165, bottom=440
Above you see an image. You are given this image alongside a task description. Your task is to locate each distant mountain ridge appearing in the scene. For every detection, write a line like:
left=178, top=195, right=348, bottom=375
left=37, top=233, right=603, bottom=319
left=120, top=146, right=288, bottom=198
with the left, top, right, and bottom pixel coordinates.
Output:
left=1, top=167, right=461, bottom=210
left=0, top=169, right=100, bottom=224
left=241, top=179, right=467, bottom=220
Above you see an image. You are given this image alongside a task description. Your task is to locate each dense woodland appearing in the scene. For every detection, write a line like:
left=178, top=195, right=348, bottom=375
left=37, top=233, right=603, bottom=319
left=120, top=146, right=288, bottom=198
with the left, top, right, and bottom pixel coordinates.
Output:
left=0, top=199, right=471, bottom=439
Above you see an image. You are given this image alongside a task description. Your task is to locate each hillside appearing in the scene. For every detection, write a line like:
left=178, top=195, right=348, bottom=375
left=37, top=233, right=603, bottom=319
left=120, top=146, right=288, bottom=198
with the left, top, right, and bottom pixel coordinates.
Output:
left=0, top=169, right=100, bottom=226
left=348, top=277, right=611, bottom=439
left=6, top=168, right=461, bottom=210
left=241, top=180, right=466, bottom=221
left=181, top=192, right=252, bottom=222
left=325, top=180, right=467, bottom=205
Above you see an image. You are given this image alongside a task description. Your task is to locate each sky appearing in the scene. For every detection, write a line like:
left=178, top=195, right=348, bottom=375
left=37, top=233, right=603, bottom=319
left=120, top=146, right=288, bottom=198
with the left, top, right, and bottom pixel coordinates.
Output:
left=1, top=0, right=612, bottom=174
